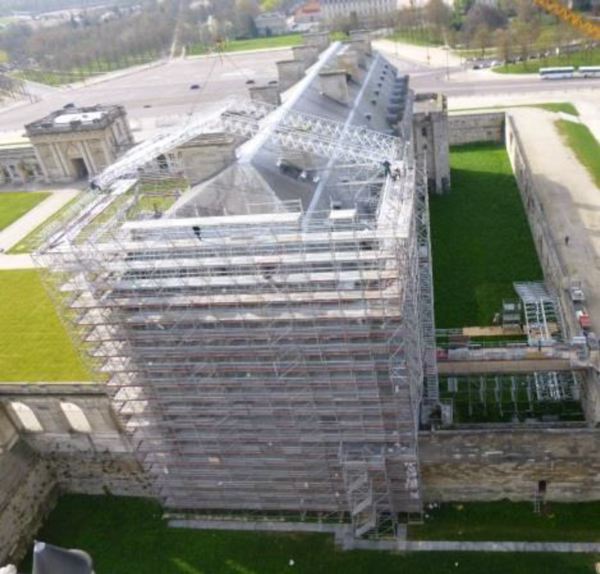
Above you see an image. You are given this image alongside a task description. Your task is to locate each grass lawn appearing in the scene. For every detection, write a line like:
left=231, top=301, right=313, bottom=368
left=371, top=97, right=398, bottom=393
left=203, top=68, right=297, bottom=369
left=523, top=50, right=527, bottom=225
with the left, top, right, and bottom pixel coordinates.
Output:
left=15, top=53, right=158, bottom=86
left=409, top=501, right=600, bottom=542
left=555, top=120, right=600, bottom=189
left=22, top=494, right=599, bottom=574
left=387, top=29, right=444, bottom=47
left=188, top=32, right=348, bottom=56
left=452, top=102, right=579, bottom=116
left=9, top=193, right=81, bottom=254
left=0, top=270, right=90, bottom=382
left=0, top=192, right=49, bottom=231
left=494, top=46, right=600, bottom=74
left=189, top=34, right=304, bottom=56
left=430, top=143, right=542, bottom=328
left=536, top=103, right=579, bottom=116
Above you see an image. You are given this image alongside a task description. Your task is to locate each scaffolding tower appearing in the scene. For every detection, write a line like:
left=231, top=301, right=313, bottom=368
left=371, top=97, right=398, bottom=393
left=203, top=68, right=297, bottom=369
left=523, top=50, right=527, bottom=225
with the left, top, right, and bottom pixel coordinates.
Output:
left=37, top=94, right=437, bottom=538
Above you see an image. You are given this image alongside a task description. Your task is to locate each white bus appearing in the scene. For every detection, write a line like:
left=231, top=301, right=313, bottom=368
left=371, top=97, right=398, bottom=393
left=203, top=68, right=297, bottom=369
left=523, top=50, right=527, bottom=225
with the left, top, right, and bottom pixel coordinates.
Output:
left=539, top=66, right=575, bottom=79
left=578, top=66, right=600, bottom=78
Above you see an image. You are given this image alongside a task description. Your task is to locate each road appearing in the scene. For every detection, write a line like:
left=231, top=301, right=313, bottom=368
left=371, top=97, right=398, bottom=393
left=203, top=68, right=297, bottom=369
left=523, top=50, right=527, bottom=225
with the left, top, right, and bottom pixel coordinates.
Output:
left=0, top=43, right=598, bottom=138
left=0, top=50, right=288, bottom=135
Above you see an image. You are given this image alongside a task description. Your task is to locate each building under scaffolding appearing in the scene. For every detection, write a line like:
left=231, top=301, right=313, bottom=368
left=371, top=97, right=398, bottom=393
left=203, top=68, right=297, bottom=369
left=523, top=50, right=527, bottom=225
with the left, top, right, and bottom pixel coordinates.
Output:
left=38, top=38, right=439, bottom=538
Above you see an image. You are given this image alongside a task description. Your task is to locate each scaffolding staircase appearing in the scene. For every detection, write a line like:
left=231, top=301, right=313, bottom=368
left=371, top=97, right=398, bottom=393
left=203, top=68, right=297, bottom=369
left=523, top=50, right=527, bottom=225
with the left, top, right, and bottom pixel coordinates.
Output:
left=514, top=282, right=560, bottom=346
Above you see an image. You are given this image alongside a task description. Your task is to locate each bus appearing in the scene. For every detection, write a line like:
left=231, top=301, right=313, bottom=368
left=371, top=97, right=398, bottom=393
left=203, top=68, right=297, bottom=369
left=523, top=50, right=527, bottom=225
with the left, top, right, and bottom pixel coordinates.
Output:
left=578, top=66, right=600, bottom=78
left=539, top=66, right=575, bottom=79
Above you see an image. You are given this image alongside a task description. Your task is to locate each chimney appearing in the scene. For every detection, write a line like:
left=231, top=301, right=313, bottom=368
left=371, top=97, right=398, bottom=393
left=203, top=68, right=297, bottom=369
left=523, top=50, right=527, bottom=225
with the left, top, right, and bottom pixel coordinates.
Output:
left=349, top=30, right=372, bottom=56
left=336, top=49, right=362, bottom=83
left=318, top=69, right=349, bottom=105
left=346, top=40, right=367, bottom=68
left=276, top=60, right=305, bottom=91
left=249, top=83, right=281, bottom=106
left=292, top=45, right=318, bottom=69
left=303, top=31, right=330, bottom=52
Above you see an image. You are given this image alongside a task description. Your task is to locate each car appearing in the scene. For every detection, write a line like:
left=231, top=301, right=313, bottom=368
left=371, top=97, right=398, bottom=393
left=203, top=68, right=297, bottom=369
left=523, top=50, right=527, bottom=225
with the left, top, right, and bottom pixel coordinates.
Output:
left=190, top=84, right=200, bottom=90
left=63, top=102, right=76, bottom=109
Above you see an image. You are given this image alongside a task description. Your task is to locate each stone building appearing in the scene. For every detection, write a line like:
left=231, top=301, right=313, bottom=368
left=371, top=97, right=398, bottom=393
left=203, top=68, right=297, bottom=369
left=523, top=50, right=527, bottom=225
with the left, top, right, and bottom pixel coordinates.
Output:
left=0, top=133, right=44, bottom=186
left=413, top=92, right=450, bottom=194
left=25, top=104, right=133, bottom=183
left=254, top=11, right=288, bottom=36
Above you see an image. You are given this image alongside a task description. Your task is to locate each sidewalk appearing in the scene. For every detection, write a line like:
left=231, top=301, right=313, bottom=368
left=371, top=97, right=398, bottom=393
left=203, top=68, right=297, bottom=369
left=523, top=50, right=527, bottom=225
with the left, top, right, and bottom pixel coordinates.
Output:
left=0, top=254, right=35, bottom=269
left=0, top=188, right=79, bottom=252
left=510, top=108, right=600, bottom=333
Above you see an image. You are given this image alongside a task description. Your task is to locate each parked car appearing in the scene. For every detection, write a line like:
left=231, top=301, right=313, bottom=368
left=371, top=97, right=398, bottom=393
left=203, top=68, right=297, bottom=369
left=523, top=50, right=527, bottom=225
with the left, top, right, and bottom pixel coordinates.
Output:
left=190, top=84, right=200, bottom=90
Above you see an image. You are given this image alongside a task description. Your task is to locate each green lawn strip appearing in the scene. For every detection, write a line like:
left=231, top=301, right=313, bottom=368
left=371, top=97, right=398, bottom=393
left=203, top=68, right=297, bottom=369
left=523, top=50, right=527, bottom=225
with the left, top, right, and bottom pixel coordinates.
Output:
left=0, top=191, right=50, bottom=231
left=535, top=103, right=579, bottom=116
left=451, top=103, right=579, bottom=116
left=188, top=32, right=348, bottom=56
left=555, top=120, right=600, bottom=189
left=430, top=143, right=543, bottom=328
left=0, top=270, right=90, bottom=382
left=21, top=494, right=598, bottom=574
left=15, top=54, right=158, bottom=86
left=494, top=46, right=600, bottom=74
left=189, top=33, right=304, bottom=56
left=409, top=501, right=600, bottom=542
left=386, top=29, right=443, bottom=47
left=9, top=193, right=81, bottom=254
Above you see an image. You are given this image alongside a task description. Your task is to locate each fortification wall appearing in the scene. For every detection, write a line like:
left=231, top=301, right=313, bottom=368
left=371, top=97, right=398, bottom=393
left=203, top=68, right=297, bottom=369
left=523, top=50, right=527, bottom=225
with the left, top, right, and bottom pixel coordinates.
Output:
left=420, top=427, right=600, bottom=501
left=448, top=112, right=505, bottom=145
left=0, top=390, right=153, bottom=564
left=0, top=441, right=57, bottom=565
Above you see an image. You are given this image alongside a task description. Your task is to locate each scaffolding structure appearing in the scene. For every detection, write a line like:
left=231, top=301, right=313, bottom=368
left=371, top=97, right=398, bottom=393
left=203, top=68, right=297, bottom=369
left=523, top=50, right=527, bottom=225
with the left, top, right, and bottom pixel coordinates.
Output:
left=37, top=94, right=438, bottom=538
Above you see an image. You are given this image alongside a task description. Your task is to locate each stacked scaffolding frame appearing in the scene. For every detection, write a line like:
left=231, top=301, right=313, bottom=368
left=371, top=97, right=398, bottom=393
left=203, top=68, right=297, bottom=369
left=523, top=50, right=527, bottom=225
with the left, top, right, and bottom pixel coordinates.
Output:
left=37, top=93, right=437, bottom=538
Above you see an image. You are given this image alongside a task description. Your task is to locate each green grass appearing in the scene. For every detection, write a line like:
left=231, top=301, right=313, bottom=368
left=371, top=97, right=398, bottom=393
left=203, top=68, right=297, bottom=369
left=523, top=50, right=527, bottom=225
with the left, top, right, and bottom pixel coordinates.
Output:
left=430, top=143, right=543, bottom=328
left=21, top=494, right=599, bottom=574
left=494, top=46, right=600, bottom=74
left=189, top=33, right=304, bottom=56
left=451, top=102, right=579, bottom=116
left=0, top=192, right=49, bottom=231
left=409, top=501, right=600, bottom=542
left=15, top=53, right=158, bottom=86
left=189, top=32, right=348, bottom=56
left=535, top=103, right=579, bottom=116
left=387, top=29, right=444, bottom=47
left=555, top=120, right=600, bottom=189
left=9, top=193, right=81, bottom=254
left=0, top=270, right=90, bottom=382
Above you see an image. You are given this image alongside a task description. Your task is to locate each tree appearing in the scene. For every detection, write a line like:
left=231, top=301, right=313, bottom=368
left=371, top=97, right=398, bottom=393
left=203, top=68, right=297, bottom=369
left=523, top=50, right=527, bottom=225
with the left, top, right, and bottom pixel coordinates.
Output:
left=495, top=27, right=512, bottom=63
left=464, top=3, right=507, bottom=39
left=425, top=0, right=451, bottom=41
left=473, top=24, right=490, bottom=57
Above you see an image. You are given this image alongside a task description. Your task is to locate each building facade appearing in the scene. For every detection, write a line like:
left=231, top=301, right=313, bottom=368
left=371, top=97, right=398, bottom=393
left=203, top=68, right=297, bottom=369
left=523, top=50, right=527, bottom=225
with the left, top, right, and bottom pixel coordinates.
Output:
left=25, top=104, right=133, bottom=183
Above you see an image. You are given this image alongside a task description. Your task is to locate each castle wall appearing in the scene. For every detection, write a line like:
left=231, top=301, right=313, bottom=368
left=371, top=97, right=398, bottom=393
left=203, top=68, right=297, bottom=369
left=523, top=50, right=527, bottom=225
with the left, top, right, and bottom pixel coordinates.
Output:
left=0, top=390, right=153, bottom=564
left=420, top=427, right=600, bottom=502
left=0, top=441, right=56, bottom=565
left=448, top=112, right=505, bottom=146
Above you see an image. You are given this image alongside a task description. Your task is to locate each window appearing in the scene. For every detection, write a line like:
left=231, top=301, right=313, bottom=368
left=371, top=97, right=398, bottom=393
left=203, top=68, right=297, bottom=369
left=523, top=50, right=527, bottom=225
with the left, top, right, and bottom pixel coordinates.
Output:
left=60, top=402, right=92, bottom=433
left=10, top=402, right=43, bottom=432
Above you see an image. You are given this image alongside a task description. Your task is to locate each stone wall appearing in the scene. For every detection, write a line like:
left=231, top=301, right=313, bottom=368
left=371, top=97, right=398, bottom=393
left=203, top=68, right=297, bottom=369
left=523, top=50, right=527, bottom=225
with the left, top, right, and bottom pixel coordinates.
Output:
left=0, top=390, right=153, bottom=565
left=0, top=441, right=57, bottom=565
left=420, top=427, right=600, bottom=502
left=448, top=112, right=505, bottom=146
